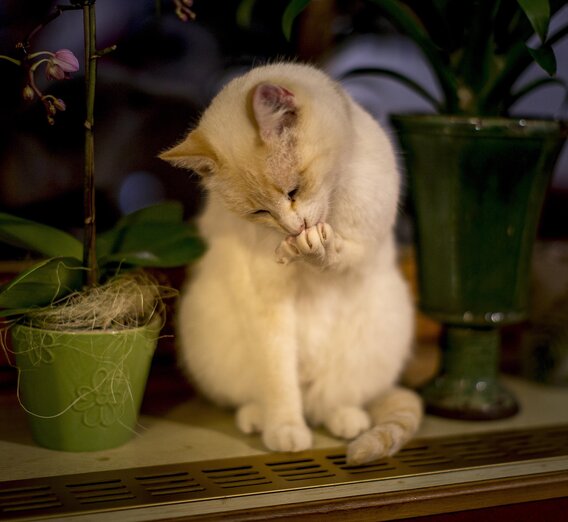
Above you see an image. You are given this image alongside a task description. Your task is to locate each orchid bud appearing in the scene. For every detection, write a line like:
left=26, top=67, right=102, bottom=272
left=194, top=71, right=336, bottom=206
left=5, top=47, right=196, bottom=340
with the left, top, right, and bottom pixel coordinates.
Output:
left=22, top=85, right=35, bottom=101
left=174, top=0, right=196, bottom=22
left=47, top=100, right=57, bottom=115
left=52, top=49, right=79, bottom=73
left=53, top=98, right=66, bottom=111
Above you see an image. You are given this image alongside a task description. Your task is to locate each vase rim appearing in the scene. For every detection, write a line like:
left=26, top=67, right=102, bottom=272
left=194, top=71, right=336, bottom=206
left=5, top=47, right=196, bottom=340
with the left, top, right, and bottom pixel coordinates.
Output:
left=12, top=314, right=163, bottom=336
left=390, top=114, right=568, bottom=136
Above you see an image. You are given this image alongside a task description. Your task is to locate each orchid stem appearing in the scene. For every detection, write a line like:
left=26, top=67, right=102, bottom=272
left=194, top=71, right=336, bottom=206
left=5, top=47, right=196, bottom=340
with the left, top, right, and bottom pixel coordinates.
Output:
left=0, top=55, right=22, bottom=66
left=82, top=1, right=97, bottom=287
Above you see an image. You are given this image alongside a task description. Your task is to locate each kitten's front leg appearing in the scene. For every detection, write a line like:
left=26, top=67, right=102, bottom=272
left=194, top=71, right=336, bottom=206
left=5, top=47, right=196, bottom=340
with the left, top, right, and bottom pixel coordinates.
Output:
left=235, top=297, right=312, bottom=453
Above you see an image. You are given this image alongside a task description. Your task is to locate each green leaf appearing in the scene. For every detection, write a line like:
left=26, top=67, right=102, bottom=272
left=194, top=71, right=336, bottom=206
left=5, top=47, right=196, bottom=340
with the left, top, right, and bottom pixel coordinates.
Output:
left=340, top=67, right=442, bottom=111
left=0, top=257, right=84, bottom=313
left=100, top=222, right=206, bottom=268
left=366, top=0, right=459, bottom=112
left=236, top=0, right=258, bottom=28
left=282, top=0, right=311, bottom=40
left=117, top=201, right=184, bottom=226
left=97, top=201, right=185, bottom=259
left=527, top=42, right=557, bottom=75
left=507, top=75, right=566, bottom=109
left=517, top=0, right=550, bottom=43
left=0, top=213, right=82, bottom=259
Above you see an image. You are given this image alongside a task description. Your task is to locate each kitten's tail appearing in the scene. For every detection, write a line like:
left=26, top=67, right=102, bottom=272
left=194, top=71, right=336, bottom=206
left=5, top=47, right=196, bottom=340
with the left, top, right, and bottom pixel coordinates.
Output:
left=347, top=387, right=423, bottom=465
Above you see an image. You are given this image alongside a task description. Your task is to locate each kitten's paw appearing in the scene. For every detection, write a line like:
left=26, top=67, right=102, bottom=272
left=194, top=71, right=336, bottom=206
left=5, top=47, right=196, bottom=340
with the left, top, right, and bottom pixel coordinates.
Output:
left=263, top=423, right=313, bottom=453
left=292, top=223, right=336, bottom=264
left=326, top=406, right=371, bottom=440
left=316, top=222, right=334, bottom=247
left=236, top=403, right=263, bottom=434
left=294, top=226, right=326, bottom=259
left=276, top=223, right=338, bottom=267
left=275, top=237, right=301, bottom=264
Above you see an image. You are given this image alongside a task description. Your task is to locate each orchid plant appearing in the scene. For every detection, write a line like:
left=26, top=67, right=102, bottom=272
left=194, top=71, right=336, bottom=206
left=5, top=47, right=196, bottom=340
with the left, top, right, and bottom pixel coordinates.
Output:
left=0, top=0, right=205, bottom=321
left=282, top=0, right=568, bottom=116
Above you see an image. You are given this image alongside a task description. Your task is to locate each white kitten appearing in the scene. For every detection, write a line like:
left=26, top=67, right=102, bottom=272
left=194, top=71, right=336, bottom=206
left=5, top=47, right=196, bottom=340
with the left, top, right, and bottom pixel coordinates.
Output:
left=161, top=62, right=422, bottom=464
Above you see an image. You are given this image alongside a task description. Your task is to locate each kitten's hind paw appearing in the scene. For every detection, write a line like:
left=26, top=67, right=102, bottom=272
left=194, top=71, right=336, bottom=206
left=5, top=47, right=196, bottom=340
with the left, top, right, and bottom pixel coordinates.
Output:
left=236, top=403, right=264, bottom=434
left=263, top=423, right=313, bottom=453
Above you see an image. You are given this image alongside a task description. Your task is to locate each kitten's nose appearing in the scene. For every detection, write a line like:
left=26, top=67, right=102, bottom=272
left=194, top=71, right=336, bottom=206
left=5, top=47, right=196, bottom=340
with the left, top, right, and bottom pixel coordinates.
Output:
left=292, top=219, right=306, bottom=235
left=284, top=216, right=305, bottom=236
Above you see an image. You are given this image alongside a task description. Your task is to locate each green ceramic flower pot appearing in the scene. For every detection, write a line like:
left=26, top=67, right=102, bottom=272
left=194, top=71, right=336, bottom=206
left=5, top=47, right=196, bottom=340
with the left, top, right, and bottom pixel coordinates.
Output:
left=11, top=318, right=160, bottom=451
left=391, top=115, right=567, bottom=419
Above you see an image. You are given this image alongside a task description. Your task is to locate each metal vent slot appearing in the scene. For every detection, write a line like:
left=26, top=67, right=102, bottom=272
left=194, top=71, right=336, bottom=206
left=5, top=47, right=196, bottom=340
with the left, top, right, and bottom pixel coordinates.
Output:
left=266, top=458, right=335, bottom=481
left=266, top=459, right=318, bottom=471
left=136, top=472, right=205, bottom=496
left=516, top=444, right=566, bottom=456
left=440, top=440, right=480, bottom=447
left=497, top=429, right=568, bottom=457
left=65, top=480, right=135, bottom=505
left=399, top=444, right=431, bottom=452
left=326, top=455, right=397, bottom=475
left=545, top=429, right=568, bottom=439
left=460, top=450, right=508, bottom=461
left=1, top=425, right=567, bottom=521
left=0, top=485, right=61, bottom=513
left=400, top=457, right=454, bottom=468
left=396, top=445, right=454, bottom=468
left=202, top=465, right=271, bottom=489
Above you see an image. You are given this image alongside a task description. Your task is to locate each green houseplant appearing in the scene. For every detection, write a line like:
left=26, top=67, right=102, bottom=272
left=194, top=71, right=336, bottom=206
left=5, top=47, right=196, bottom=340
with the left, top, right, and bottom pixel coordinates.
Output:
left=285, top=0, right=568, bottom=419
left=0, top=0, right=204, bottom=451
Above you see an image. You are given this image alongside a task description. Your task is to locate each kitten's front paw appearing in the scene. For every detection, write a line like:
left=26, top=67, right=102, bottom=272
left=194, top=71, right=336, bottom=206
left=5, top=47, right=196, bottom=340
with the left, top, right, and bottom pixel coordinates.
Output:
left=295, top=223, right=331, bottom=259
left=277, top=223, right=338, bottom=267
left=275, top=237, right=301, bottom=265
left=263, top=423, right=313, bottom=453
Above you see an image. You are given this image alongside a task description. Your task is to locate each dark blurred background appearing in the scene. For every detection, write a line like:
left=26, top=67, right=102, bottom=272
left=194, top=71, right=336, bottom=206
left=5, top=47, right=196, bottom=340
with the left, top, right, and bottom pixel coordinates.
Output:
left=1, top=0, right=567, bottom=392
left=1, top=0, right=567, bottom=251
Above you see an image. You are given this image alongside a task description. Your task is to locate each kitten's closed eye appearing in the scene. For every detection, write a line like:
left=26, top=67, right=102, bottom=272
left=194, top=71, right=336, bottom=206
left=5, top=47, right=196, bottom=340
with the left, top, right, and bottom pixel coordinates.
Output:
left=251, top=209, right=270, bottom=216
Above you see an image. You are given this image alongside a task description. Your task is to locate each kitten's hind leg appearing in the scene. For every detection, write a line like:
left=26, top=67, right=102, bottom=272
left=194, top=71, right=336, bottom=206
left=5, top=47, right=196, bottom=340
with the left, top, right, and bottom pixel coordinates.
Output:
left=347, top=387, right=423, bottom=465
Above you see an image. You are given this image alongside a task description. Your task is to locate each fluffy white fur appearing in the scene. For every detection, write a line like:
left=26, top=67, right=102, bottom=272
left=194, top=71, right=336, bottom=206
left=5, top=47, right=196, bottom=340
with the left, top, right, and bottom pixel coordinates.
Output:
left=161, top=63, right=422, bottom=464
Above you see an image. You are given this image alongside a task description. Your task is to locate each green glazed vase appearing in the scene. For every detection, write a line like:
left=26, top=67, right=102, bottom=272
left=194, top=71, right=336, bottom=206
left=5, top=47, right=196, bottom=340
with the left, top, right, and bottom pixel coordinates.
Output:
left=11, top=318, right=160, bottom=451
left=391, top=115, right=567, bottom=420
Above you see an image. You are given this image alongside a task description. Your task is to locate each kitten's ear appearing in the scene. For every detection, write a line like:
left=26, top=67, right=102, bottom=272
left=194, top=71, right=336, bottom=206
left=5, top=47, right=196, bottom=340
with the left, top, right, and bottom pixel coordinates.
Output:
left=252, top=83, right=298, bottom=142
left=159, top=130, right=217, bottom=177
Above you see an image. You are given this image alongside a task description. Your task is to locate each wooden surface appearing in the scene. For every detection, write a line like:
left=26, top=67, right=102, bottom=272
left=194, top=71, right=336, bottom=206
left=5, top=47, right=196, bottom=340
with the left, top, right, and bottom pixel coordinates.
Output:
left=181, top=471, right=568, bottom=521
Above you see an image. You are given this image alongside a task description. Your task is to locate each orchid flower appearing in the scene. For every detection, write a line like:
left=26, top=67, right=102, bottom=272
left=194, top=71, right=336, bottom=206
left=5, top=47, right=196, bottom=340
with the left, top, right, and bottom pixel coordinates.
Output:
left=45, top=49, right=80, bottom=80
left=0, top=48, right=79, bottom=124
